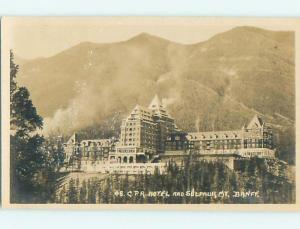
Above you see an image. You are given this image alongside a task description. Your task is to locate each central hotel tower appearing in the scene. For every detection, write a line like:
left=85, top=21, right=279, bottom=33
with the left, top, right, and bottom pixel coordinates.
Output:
left=113, top=95, right=178, bottom=163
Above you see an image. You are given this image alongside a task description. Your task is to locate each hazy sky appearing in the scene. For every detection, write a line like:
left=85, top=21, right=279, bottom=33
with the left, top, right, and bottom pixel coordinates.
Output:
left=5, top=17, right=296, bottom=59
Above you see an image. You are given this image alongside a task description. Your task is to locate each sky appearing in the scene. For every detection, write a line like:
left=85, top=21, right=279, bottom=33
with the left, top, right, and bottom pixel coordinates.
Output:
left=4, top=17, right=297, bottom=59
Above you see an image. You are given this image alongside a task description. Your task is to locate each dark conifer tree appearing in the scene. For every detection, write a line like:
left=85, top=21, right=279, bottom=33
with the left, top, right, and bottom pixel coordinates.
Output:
left=68, top=178, right=78, bottom=203
left=10, top=50, right=47, bottom=203
left=79, top=180, right=87, bottom=203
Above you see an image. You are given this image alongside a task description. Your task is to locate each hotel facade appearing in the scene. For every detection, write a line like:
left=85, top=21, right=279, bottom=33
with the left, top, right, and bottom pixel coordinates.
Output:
left=63, top=95, right=275, bottom=173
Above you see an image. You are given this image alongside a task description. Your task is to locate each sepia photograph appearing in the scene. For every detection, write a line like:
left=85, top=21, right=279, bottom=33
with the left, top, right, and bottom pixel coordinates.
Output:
left=1, top=17, right=299, bottom=209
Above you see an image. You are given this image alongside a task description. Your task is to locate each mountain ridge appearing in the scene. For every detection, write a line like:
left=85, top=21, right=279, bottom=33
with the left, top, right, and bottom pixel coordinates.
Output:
left=15, top=27, right=294, bottom=140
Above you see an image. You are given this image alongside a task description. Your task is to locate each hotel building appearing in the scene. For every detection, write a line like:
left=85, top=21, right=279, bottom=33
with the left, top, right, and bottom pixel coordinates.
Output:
left=186, top=114, right=274, bottom=158
left=109, top=95, right=178, bottom=164
left=63, top=95, right=275, bottom=172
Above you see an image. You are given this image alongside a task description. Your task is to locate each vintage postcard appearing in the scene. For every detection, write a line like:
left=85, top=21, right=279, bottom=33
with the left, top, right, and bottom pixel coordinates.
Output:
left=1, top=17, right=300, bottom=210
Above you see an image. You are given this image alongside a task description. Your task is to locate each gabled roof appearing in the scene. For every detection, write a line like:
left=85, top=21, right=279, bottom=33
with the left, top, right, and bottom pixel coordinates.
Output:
left=148, top=94, right=163, bottom=110
left=80, top=139, right=112, bottom=147
left=247, top=114, right=264, bottom=129
left=131, top=105, right=152, bottom=116
left=187, top=130, right=243, bottom=141
left=66, top=133, right=78, bottom=144
left=125, top=104, right=153, bottom=122
left=148, top=94, right=171, bottom=118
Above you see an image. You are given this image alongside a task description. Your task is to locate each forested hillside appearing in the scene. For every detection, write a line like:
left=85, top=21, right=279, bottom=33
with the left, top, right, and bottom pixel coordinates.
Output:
left=56, top=157, right=295, bottom=204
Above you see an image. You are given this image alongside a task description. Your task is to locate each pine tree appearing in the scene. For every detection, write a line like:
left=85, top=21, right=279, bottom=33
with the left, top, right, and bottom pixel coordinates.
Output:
left=10, top=50, right=47, bottom=203
left=44, top=136, right=65, bottom=172
left=59, top=186, right=66, bottom=203
left=68, top=178, right=78, bottom=203
left=79, top=180, right=87, bottom=203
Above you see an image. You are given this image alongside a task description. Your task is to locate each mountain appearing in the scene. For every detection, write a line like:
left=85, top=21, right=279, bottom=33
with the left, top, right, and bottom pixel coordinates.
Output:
left=16, top=26, right=295, bottom=161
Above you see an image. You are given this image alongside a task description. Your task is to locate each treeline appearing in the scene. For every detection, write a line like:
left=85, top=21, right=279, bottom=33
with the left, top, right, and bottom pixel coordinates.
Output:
left=57, top=157, right=295, bottom=204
